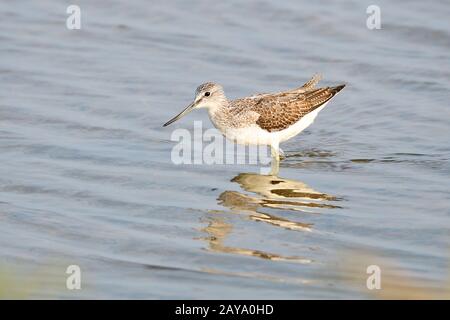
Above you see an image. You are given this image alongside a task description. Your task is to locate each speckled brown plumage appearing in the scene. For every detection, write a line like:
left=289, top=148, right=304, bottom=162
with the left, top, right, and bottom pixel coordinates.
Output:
left=230, top=84, right=345, bottom=132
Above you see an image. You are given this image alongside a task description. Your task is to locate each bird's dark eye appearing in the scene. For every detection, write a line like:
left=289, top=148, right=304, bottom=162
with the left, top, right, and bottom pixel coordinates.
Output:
left=204, top=92, right=210, bottom=97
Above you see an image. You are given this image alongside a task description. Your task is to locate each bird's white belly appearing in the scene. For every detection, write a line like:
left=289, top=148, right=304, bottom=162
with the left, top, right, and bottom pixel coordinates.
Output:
left=217, top=102, right=328, bottom=146
left=224, top=125, right=274, bottom=145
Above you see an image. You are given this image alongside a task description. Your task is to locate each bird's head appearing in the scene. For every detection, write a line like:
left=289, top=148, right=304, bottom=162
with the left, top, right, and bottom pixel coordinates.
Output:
left=163, top=82, right=226, bottom=127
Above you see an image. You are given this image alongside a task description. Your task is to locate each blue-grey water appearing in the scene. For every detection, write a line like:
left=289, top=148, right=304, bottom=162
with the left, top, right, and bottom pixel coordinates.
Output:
left=1, top=0, right=449, bottom=299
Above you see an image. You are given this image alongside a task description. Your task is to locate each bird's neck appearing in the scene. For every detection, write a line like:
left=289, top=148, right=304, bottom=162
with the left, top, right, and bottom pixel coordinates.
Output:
left=207, top=98, right=229, bottom=118
left=207, top=99, right=230, bottom=130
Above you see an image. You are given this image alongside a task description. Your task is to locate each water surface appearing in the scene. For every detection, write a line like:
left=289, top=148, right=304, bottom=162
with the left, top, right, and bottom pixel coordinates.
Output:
left=1, top=0, right=449, bottom=298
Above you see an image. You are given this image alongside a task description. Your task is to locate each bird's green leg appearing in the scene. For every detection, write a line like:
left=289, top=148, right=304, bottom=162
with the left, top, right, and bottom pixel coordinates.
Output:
left=270, top=144, right=280, bottom=176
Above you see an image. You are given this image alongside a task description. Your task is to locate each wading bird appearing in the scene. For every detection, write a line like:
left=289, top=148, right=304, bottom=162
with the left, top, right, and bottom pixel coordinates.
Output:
left=163, top=75, right=345, bottom=173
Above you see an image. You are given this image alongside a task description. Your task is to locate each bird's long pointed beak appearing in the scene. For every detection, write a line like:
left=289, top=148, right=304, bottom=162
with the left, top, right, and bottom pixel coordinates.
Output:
left=163, top=101, right=196, bottom=127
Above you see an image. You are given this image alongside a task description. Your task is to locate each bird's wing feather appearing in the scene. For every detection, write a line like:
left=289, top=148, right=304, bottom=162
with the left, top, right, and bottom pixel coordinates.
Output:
left=240, top=85, right=345, bottom=132
left=246, top=74, right=323, bottom=100
left=294, top=73, right=322, bottom=92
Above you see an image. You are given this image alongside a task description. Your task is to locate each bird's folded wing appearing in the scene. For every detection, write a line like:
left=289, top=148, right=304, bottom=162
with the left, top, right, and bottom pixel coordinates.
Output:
left=251, top=86, right=343, bottom=132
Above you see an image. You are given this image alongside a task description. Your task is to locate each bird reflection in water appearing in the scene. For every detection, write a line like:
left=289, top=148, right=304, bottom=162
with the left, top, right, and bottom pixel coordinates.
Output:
left=200, top=172, right=342, bottom=263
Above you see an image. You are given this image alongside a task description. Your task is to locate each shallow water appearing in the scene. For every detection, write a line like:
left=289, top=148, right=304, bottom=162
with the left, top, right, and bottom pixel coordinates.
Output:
left=1, top=0, right=449, bottom=299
